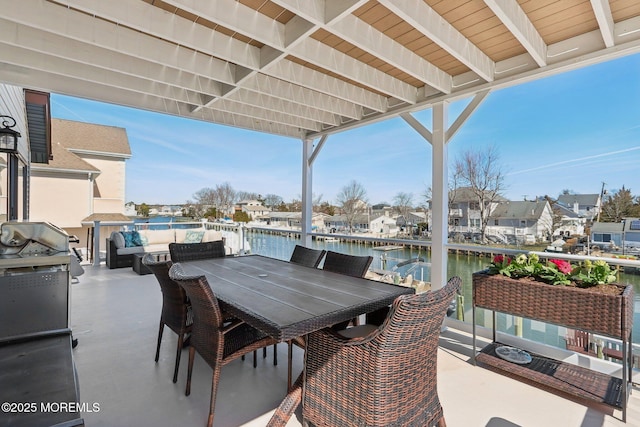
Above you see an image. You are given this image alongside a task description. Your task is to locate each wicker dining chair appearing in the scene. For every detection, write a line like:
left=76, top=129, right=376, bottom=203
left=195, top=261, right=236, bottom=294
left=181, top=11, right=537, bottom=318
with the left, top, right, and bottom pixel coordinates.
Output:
left=303, top=276, right=461, bottom=427
left=289, top=245, right=326, bottom=268
left=169, top=240, right=226, bottom=262
left=169, top=240, right=271, bottom=367
left=323, top=250, right=373, bottom=330
left=322, top=250, right=372, bottom=278
left=142, top=254, right=191, bottom=384
left=168, top=263, right=278, bottom=427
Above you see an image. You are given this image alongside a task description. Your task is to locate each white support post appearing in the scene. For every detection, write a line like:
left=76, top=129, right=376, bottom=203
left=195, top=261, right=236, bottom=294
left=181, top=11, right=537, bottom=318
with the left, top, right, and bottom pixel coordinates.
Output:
left=92, top=220, right=101, bottom=267
left=431, top=102, right=448, bottom=290
left=300, top=138, right=313, bottom=247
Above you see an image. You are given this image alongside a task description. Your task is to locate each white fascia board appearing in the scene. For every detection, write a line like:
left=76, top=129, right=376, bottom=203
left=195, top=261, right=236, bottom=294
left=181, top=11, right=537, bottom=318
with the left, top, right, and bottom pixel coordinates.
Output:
left=590, top=0, right=615, bottom=48
left=166, top=0, right=416, bottom=103
left=67, top=149, right=132, bottom=160
left=328, top=14, right=452, bottom=94
left=30, top=166, right=100, bottom=176
left=305, top=29, right=640, bottom=138
left=379, top=0, right=493, bottom=83
left=617, top=15, right=640, bottom=42
left=484, top=0, right=547, bottom=67
left=243, top=73, right=363, bottom=120
left=0, top=64, right=304, bottom=139
left=228, top=89, right=341, bottom=126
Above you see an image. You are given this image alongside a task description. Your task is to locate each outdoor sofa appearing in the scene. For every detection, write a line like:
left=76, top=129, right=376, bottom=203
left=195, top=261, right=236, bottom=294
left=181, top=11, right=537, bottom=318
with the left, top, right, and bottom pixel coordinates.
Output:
left=106, top=228, right=226, bottom=269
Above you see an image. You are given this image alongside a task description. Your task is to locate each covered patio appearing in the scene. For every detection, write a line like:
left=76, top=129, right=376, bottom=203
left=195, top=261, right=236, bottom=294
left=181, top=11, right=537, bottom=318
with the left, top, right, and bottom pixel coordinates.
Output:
left=2, top=1, right=640, bottom=426
left=72, top=261, right=640, bottom=427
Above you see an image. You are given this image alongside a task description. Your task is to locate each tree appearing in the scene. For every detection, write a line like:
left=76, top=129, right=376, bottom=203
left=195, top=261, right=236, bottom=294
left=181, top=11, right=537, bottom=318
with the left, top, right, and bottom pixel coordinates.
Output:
left=214, top=182, right=236, bottom=218
left=544, top=195, right=565, bottom=237
left=453, top=145, right=506, bottom=243
left=336, top=180, right=368, bottom=232
left=233, top=211, right=251, bottom=223
left=137, top=203, right=150, bottom=217
left=600, top=187, right=637, bottom=222
left=263, top=193, right=283, bottom=208
left=192, top=187, right=216, bottom=218
left=393, top=192, right=414, bottom=235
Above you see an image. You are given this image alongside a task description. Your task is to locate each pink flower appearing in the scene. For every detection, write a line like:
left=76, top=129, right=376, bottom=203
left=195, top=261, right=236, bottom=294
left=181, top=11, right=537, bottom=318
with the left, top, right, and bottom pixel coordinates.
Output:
left=493, top=255, right=510, bottom=265
left=549, top=259, right=571, bottom=274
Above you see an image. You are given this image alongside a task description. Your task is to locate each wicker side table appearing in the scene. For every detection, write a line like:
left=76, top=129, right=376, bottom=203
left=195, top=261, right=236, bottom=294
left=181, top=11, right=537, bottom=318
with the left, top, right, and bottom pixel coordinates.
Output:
left=132, top=252, right=170, bottom=275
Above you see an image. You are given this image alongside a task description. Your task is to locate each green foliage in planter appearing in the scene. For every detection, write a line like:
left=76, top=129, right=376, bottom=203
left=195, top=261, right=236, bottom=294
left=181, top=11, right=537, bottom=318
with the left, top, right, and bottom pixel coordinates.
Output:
left=487, top=253, right=617, bottom=288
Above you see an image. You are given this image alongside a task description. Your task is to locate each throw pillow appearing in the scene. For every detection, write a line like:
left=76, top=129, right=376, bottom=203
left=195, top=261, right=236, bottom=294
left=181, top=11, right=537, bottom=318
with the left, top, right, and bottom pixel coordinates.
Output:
left=184, top=230, right=204, bottom=244
left=131, top=230, right=143, bottom=246
left=121, top=231, right=135, bottom=248
left=139, top=234, right=149, bottom=246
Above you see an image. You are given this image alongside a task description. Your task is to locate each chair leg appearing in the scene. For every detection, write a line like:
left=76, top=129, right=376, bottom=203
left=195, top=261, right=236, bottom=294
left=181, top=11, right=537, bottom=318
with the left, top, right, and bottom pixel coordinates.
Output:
left=155, top=321, right=164, bottom=362
left=273, top=343, right=278, bottom=366
left=173, top=332, right=184, bottom=383
left=253, top=350, right=257, bottom=368
left=185, top=346, right=196, bottom=396
left=263, top=346, right=267, bottom=358
left=207, top=366, right=222, bottom=427
left=287, top=340, right=293, bottom=391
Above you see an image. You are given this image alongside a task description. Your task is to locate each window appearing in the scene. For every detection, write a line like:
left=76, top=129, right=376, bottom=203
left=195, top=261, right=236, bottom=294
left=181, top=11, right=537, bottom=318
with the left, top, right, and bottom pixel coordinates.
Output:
left=593, top=233, right=612, bottom=243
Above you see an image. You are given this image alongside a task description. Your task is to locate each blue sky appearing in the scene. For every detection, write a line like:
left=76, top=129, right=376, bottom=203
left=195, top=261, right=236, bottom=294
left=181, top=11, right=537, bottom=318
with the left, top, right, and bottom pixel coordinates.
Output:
left=51, top=53, right=640, bottom=207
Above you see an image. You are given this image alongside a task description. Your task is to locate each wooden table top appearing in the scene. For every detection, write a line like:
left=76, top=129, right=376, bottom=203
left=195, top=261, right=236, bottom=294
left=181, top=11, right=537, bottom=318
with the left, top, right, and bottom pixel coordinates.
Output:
left=178, top=255, right=414, bottom=341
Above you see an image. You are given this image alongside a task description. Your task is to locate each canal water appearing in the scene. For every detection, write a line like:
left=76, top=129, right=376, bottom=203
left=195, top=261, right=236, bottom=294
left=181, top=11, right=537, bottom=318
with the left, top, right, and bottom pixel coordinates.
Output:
left=247, top=231, right=640, bottom=347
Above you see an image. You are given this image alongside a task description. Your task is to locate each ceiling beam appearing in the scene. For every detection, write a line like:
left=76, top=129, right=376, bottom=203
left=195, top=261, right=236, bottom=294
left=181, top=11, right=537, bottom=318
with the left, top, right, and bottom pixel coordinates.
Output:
left=590, top=0, right=615, bottom=48
left=379, top=0, right=494, bottom=83
left=163, top=0, right=417, bottom=103
left=273, top=0, right=451, bottom=93
left=45, top=0, right=386, bottom=113
left=0, top=63, right=304, bottom=138
left=484, top=0, right=547, bottom=67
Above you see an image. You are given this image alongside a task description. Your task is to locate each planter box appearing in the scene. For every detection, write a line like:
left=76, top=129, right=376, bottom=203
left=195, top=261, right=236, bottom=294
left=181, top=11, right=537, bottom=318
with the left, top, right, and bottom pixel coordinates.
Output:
left=472, top=270, right=634, bottom=339
left=472, top=270, right=635, bottom=421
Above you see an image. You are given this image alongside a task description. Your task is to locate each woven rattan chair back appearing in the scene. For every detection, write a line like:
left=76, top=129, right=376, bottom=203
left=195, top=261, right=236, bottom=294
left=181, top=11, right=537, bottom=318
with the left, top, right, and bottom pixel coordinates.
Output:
left=289, top=245, right=326, bottom=268
left=169, top=240, right=225, bottom=262
left=168, top=263, right=277, bottom=427
left=303, top=276, right=462, bottom=427
left=322, top=250, right=372, bottom=278
left=142, top=254, right=191, bottom=383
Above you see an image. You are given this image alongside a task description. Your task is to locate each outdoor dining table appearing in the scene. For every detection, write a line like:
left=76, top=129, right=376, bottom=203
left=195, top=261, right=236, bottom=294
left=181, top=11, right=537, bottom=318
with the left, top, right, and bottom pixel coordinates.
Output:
left=178, top=254, right=414, bottom=426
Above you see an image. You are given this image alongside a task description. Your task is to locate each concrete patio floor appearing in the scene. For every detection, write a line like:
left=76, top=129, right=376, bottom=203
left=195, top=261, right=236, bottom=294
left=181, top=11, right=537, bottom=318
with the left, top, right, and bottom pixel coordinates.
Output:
left=70, top=264, right=640, bottom=427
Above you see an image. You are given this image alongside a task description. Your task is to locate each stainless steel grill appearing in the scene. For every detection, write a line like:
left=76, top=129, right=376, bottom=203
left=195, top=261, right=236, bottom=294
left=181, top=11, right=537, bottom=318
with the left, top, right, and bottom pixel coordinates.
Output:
left=0, top=221, right=68, bottom=257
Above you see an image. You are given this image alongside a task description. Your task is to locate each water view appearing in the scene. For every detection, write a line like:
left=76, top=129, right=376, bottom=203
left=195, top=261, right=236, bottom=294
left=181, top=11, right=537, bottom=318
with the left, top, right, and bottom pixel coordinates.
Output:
left=247, top=231, right=640, bottom=347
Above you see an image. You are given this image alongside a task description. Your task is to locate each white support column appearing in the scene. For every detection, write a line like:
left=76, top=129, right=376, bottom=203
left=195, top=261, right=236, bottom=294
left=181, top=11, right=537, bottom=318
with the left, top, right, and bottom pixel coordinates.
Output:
left=431, top=102, right=448, bottom=290
left=300, top=138, right=313, bottom=247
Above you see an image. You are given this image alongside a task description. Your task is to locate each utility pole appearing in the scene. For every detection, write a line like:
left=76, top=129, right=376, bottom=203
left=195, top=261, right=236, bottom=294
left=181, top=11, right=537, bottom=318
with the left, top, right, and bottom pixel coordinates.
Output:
left=596, top=182, right=606, bottom=222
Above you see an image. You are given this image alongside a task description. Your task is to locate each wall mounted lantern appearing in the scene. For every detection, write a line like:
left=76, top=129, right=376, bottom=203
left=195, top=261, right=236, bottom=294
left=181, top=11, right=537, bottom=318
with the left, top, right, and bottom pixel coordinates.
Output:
left=0, top=115, right=21, bottom=153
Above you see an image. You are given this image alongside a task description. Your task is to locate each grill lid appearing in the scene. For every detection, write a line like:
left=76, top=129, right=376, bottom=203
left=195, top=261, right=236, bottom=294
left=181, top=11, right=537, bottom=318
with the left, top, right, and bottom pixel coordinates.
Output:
left=0, top=222, right=69, bottom=255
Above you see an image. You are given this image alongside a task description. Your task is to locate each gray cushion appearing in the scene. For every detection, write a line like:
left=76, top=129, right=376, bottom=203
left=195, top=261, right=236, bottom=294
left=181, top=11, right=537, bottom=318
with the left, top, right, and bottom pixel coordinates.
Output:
left=110, top=231, right=125, bottom=249
left=116, top=246, right=145, bottom=255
